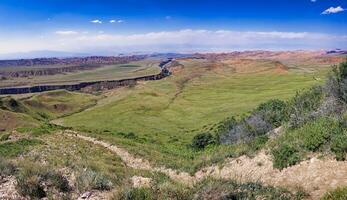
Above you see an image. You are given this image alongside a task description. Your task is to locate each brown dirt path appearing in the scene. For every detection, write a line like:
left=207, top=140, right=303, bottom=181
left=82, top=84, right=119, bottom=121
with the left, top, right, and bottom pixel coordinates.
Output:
left=64, top=130, right=347, bottom=199
left=63, top=130, right=196, bottom=184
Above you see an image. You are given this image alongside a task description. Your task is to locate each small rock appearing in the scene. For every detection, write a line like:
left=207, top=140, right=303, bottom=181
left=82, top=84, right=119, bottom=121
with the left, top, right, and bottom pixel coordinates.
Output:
left=310, top=157, right=317, bottom=163
left=80, top=191, right=92, bottom=199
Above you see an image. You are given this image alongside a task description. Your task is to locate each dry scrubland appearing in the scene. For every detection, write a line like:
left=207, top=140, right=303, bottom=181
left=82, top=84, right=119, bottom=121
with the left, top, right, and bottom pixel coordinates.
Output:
left=1, top=52, right=347, bottom=199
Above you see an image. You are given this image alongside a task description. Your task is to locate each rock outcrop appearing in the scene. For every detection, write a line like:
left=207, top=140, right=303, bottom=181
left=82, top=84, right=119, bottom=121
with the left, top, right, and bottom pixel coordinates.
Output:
left=0, top=59, right=172, bottom=95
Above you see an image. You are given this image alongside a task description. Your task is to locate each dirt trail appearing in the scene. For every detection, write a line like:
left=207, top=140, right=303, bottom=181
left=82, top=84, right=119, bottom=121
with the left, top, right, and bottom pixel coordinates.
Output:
left=64, top=130, right=196, bottom=184
left=64, top=130, right=347, bottom=199
left=202, top=152, right=347, bottom=200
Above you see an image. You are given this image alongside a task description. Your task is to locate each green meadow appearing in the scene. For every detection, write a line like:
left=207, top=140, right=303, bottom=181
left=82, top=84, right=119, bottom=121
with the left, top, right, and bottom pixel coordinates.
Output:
left=60, top=59, right=329, bottom=172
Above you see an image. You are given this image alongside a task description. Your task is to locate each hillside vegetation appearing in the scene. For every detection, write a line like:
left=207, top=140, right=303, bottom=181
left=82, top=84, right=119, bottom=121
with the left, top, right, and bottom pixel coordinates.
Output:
left=58, top=57, right=336, bottom=173
left=1, top=54, right=346, bottom=199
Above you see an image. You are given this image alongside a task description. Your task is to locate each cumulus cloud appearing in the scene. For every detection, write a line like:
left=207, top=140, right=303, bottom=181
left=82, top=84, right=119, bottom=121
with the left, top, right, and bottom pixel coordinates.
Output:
left=311, top=0, right=316, bottom=2
left=55, top=30, right=79, bottom=36
left=90, top=19, right=102, bottom=24
left=117, top=20, right=124, bottom=23
left=109, top=20, right=116, bottom=23
left=322, top=6, right=345, bottom=14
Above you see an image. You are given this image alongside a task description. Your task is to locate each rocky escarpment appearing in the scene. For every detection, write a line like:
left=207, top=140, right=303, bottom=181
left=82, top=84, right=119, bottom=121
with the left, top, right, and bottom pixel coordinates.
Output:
left=0, top=60, right=172, bottom=95
left=0, top=55, right=147, bottom=67
left=0, top=64, right=100, bottom=78
left=0, top=55, right=147, bottom=78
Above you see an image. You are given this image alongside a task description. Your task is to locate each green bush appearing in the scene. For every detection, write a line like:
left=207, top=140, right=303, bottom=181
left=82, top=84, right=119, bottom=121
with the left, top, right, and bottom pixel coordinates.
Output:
left=300, top=118, right=340, bottom=151
left=256, top=99, right=288, bottom=127
left=272, top=144, right=301, bottom=170
left=217, top=99, right=286, bottom=145
left=247, top=135, right=269, bottom=152
left=215, top=117, right=238, bottom=135
left=76, top=168, right=113, bottom=192
left=331, top=131, right=347, bottom=161
left=288, top=86, right=324, bottom=128
left=322, top=187, right=347, bottom=200
left=16, top=164, right=69, bottom=199
left=191, top=132, right=216, bottom=149
left=0, top=157, right=16, bottom=177
left=330, top=59, right=347, bottom=103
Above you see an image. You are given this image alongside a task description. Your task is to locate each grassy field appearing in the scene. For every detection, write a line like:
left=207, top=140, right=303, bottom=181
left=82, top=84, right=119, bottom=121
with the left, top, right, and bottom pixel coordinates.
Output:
left=0, top=90, right=99, bottom=131
left=59, top=58, right=330, bottom=172
left=22, top=90, right=99, bottom=119
left=0, top=60, right=161, bottom=88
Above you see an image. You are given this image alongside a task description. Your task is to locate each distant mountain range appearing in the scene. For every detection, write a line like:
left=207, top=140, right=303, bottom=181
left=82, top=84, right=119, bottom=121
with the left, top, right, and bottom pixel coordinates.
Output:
left=0, top=49, right=345, bottom=61
left=0, top=50, right=195, bottom=60
left=0, top=51, right=93, bottom=60
left=326, top=49, right=347, bottom=55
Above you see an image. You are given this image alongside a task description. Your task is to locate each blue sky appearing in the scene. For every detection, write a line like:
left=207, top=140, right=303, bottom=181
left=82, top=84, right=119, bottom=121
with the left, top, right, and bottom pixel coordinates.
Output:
left=0, top=0, right=346, bottom=55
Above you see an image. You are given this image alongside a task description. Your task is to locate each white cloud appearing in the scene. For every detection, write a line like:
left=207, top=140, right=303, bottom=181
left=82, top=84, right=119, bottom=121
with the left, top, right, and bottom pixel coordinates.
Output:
left=110, top=19, right=124, bottom=23
left=90, top=19, right=102, bottom=24
left=64, top=29, right=347, bottom=52
left=311, top=0, right=316, bottom=2
left=55, top=30, right=79, bottom=36
left=322, top=6, right=345, bottom=14
left=1, top=29, right=346, bottom=54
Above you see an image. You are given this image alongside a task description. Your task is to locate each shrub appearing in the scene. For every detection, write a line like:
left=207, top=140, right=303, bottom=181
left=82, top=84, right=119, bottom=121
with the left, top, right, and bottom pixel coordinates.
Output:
left=16, top=164, right=69, bottom=199
left=0, top=157, right=16, bottom=177
left=331, top=131, right=347, bottom=161
left=17, top=172, right=46, bottom=199
left=247, top=135, right=269, bottom=152
left=75, top=168, right=113, bottom=192
left=322, top=187, right=347, bottom=200
left=300, top=118, right=340, bottom=151
left=330, top=59, right=347, bottom=103
left=256, top=99, right=288, bottom=127
left=217, top=118, right=246, bottom=144
left=287, top=86, right=324, bottom=128
left=272, top=144, right=301, bottom=170
left=46, top=171, right=70, bottom=192
left=243, top=113, right=272, bottom=138
left=191, top=133, right=216, bottom=149
left=215, top=117, right=238, bottom=134
left=218, top=99, right=287, bottom=145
